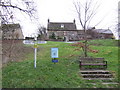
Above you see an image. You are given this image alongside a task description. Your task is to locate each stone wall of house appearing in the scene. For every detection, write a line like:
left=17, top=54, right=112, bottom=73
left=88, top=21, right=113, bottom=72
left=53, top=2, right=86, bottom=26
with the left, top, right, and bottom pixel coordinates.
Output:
left=48, top=29, right=113, bottom=41
left=48, top=30, right=80, bottom=40
left=2, top=24, right=24, bottom=39
left=0, top=40, right=1, bottom=89
left=13, top=28, right=24, bottom=39
left=0, top=27, right=2, bottom=68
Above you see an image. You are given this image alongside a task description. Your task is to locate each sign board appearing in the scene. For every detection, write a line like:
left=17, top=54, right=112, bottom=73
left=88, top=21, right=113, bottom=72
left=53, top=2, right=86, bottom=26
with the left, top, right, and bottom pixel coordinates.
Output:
left=51, top=48, right=58, bottom=58
left=34, top=44, right=38, bottom=48
left=52, top=59, right=58, bottom=63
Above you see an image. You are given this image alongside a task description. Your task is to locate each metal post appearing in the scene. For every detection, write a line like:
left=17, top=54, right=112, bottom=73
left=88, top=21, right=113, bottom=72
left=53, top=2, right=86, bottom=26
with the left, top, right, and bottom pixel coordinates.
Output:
left=34, top=37, right=37, bottom=68
left=34, top=47, right=37, bottom=68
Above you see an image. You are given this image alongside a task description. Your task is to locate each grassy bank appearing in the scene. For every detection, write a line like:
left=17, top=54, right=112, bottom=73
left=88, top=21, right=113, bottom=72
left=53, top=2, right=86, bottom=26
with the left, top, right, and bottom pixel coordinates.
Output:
left=2, top=39, right=119, bottom=88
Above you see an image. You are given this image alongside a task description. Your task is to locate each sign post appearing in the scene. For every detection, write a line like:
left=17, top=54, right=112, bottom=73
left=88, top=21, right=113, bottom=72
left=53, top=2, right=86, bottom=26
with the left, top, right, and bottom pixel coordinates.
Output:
left=51, top=48, right=58, bottom=63
left=34, top=37, right=37, bottom=68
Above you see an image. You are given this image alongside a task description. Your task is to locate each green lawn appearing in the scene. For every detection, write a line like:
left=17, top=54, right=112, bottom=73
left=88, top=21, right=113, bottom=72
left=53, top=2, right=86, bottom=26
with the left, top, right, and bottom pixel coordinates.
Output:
left=2, top=39, right=119, bottom=88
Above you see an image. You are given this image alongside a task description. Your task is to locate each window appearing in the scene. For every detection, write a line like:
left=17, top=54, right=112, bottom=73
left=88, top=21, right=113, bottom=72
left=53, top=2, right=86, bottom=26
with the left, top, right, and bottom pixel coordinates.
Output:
left=61, top=24, right=64, bottom=28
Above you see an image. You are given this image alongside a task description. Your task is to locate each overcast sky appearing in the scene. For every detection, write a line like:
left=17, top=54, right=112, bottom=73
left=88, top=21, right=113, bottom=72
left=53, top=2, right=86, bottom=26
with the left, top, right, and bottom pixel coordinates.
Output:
left=14, top=0, right=119, bottom=38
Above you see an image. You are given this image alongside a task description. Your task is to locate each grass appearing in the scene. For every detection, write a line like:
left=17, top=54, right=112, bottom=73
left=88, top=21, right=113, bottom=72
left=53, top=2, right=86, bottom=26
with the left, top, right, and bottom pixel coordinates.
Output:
left=0, top=69, right=2, bottom=88
left=2, top=39, right=119, bottom=88
left=88, top=39, right=118, bottom=46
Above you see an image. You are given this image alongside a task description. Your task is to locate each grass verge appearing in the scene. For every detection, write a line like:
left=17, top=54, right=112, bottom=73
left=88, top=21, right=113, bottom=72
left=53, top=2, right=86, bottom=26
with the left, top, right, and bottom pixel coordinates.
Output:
left=2, top=39, right=119, bottom=88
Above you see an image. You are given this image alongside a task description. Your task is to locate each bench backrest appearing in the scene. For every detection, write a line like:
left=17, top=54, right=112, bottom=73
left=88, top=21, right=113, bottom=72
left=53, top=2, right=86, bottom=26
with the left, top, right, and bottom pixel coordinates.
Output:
left=80, top=58, right=105, bottom=63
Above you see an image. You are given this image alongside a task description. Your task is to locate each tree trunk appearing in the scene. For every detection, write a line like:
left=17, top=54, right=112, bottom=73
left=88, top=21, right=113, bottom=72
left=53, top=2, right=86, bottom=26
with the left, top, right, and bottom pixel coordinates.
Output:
left=84, top=40, right=87, bottom=57
left=84, top=28, right=88, bottom=57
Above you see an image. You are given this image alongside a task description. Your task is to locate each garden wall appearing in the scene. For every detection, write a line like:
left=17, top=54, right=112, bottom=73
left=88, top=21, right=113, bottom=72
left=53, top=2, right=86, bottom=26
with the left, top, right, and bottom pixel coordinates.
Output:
left=2, top=39, right=33, bottom=65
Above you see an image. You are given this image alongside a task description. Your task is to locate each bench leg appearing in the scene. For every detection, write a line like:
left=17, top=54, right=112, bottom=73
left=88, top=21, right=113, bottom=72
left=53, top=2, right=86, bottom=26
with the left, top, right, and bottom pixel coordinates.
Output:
left=104, top=61, right=107, bottom=69
left=79, top=61, right=81, bottom=69
left=106, top=65, right=107, bottom=69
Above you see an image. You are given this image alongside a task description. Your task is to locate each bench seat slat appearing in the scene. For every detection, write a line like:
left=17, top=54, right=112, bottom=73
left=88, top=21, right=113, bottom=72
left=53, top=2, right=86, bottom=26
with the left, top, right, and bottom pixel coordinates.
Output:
left=80, top=61, right=104, bottom=62
left=80, top=59, right=104, bottom=61
left=81, top=63, right=106, bottom=65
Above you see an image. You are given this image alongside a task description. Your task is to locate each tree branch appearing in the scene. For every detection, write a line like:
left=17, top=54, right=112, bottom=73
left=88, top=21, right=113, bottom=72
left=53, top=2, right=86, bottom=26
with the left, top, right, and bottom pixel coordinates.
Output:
left=73, top=2, right=84, bottom=28
left=0, top=4, right=29, bottom=13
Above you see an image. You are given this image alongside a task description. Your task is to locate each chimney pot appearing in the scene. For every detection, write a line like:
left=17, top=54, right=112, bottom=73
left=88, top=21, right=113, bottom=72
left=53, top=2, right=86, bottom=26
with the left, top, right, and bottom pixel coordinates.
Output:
left=73, top=19, right=75, bottom=23
left=48, top=19, right=50, bottom=23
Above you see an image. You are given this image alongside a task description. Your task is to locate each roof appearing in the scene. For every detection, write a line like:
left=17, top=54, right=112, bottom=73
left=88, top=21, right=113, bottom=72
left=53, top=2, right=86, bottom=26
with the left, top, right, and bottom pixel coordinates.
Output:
left=2, top=24, right=21, bottom=32
left=92, top=29, right=113, bottom=34
left=47, top=22, right=77, bottom=31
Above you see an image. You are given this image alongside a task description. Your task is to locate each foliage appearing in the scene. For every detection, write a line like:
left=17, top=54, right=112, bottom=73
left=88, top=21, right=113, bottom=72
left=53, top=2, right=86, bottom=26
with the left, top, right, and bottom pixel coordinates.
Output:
left=37, top=26, right=47, bottom=40
left=49, top=32, right=56, bottom=39
left=70, top=42, right=99, bottom=57
left=57, top=36, right=63, bottom=40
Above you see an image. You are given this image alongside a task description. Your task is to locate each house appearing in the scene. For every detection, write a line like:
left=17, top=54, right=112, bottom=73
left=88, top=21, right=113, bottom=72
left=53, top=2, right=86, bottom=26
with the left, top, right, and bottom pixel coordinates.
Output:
left=90, top=29, right=113, bottom=39
left=47, top=19, right=114, bottom=40
left=47, top=19, right=79, bottom=41
left=1, top=24, right=24, bottom=39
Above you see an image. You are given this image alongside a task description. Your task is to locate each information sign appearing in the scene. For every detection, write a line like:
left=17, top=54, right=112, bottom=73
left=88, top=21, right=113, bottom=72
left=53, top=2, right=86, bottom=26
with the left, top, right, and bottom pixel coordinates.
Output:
left=51, top=48, right=58, bottom=58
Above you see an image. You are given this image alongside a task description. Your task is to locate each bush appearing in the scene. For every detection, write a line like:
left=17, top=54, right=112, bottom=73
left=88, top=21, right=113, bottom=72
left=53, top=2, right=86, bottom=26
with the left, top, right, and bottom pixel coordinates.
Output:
left=49, top=33, right=56, bottom=39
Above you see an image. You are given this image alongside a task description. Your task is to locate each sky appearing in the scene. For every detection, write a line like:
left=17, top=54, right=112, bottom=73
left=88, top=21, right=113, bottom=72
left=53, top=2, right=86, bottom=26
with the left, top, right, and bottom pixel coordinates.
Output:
left=12, top=0, right=119, bottom=39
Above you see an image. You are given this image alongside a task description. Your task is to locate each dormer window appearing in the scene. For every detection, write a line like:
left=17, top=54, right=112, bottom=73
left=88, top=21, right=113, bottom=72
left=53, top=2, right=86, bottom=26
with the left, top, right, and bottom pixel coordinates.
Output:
left=61, top=24, right=64, bottom=28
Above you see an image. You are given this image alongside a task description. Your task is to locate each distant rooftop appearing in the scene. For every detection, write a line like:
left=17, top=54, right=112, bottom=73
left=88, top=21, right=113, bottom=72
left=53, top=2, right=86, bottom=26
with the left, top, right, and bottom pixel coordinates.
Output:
left=93, top=29, right=113, bottom=34
left=1, top=24, right=21, bottom=32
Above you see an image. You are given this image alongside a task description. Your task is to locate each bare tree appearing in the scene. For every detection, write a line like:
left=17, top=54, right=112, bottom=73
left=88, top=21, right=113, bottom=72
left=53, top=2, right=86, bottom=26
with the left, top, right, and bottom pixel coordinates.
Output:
left=73, top=0, right=101, bottom=57
left=118, top=1, right=120, bottom=40
left=0, top=0, right=37, bottom=24
left=0, top=0, right=38, bottom=65
left=37, top=26, right=47, bottom=40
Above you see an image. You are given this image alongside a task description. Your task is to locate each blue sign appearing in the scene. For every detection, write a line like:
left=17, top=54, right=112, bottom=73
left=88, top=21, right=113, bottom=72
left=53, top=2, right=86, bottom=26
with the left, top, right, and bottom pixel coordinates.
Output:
left=51, top=48, right=58, bottom=58
left=52, top=59, right=58, bottom=63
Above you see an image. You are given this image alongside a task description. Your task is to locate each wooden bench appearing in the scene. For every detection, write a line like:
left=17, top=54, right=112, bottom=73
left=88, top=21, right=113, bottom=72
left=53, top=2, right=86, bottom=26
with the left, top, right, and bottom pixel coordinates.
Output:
left=79, top=57, right=107, bottom=70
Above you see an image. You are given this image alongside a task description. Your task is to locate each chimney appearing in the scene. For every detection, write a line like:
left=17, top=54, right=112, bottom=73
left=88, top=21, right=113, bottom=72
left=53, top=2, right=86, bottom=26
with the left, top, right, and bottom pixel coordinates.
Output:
left=48, top=19, right=50, bottom=23
left=73, top=19, right=75, bottom=24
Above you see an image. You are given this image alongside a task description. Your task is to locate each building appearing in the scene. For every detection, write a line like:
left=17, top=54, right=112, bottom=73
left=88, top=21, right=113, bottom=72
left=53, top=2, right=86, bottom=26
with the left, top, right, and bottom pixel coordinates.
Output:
left=47, top=19, right=114, bottom=41
left=47, top=19, right=79, bottom=41
left=1, top=24, right=24, bottom=39
left=90, top=29, right=113, bottom=39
